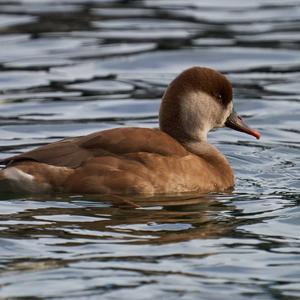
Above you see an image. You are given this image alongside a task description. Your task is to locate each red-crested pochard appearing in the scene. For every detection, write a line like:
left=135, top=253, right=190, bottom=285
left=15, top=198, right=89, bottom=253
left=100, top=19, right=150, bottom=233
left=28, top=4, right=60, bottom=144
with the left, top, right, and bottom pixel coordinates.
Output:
left=0, top=67, right=260, bottom=195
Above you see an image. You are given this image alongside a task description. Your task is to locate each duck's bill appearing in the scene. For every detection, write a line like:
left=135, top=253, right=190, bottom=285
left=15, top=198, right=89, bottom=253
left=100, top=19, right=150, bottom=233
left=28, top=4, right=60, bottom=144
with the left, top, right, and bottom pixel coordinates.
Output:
left=225, top=110, right=261, bottom=139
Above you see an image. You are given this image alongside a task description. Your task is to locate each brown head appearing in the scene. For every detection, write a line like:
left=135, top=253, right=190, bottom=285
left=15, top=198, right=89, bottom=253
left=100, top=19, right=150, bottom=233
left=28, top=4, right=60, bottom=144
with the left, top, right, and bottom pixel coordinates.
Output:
left=159, top=67, right=260, bottom=142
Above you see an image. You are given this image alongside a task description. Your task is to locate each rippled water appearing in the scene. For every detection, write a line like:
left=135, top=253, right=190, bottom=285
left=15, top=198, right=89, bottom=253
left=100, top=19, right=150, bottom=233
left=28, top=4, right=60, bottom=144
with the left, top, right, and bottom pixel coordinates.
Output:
left=0, top=0, right=299, bottom=299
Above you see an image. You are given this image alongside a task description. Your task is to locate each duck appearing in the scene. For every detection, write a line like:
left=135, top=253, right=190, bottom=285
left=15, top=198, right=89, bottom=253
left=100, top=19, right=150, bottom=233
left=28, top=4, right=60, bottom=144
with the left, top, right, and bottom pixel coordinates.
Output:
left=0, top=67, right=260, bottom=195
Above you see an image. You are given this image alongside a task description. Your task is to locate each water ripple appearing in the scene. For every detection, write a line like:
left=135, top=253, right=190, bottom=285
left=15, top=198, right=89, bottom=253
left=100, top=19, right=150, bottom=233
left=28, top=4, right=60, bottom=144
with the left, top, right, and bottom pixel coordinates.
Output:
left=0, top=1, right=299, bottom=299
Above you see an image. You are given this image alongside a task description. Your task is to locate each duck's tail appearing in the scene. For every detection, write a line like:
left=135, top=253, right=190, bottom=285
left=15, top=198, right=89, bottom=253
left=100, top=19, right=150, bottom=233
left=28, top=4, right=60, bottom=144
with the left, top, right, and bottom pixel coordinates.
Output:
left=0, top=167, right=36, bottom=194
left=0, top=163, right=75, bottom=194
left=0, top=168, right=16, bottom=193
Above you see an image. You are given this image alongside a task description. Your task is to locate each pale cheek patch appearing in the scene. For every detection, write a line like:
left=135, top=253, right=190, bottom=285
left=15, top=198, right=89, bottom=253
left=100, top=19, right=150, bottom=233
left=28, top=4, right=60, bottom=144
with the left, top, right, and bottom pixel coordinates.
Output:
left=221, top=102, right=233, bottom=127
left=180, top=91, right=214, bottom=140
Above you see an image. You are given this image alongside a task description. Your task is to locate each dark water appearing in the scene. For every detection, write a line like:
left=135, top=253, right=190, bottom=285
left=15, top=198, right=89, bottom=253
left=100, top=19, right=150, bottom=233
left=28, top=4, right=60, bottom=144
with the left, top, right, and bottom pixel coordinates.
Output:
left=0, top=0, right=299, bottom=299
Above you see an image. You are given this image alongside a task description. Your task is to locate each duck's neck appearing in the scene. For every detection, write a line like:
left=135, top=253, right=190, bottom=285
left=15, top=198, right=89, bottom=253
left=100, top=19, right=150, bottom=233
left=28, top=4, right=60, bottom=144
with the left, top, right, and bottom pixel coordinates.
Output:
left=183, top=140, right=234, bottom=186
left=159, top=87, right=227, bottom=143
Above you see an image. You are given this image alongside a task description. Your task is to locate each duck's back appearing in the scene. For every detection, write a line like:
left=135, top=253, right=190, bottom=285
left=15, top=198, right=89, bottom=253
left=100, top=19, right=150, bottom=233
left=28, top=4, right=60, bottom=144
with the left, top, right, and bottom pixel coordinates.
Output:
left=2, top=127, right=188, bottom=168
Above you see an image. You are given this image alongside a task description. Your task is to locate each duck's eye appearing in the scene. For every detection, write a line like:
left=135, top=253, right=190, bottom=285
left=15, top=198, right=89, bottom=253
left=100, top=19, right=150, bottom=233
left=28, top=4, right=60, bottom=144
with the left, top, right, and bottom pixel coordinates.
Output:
left=216, top=94, right=223, bottom=101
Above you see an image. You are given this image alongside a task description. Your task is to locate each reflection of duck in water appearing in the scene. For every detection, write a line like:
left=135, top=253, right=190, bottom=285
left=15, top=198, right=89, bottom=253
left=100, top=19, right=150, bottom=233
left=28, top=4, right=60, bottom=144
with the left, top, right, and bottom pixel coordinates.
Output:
left=0, top=67, right=260, bottom=195
left=14, top=194, right=239, bottom=244
left=107, top=194, right=239, bottom=244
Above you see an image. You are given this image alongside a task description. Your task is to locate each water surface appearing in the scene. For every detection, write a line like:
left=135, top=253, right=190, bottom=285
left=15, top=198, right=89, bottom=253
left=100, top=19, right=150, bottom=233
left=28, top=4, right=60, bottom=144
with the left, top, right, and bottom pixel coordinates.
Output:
left=0, top=0, right=299, bottom=299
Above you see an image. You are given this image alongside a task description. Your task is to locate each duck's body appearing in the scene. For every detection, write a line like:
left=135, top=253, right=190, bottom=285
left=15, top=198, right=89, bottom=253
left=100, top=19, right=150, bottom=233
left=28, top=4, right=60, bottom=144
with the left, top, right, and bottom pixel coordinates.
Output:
left=0, top=127, right=233, bottom=194
left=0, top=67, right=260, bottom=195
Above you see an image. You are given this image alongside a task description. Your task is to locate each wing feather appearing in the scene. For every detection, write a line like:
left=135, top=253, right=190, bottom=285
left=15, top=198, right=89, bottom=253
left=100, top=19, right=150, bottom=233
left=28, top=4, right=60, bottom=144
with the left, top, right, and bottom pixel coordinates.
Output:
left=1, top=128, right=187, bottom=168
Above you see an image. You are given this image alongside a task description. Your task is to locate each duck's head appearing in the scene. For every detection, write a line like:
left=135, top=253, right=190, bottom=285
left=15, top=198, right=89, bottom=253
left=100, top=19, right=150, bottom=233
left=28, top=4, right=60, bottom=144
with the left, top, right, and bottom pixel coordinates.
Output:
left=159, top=67, right=260, bottom=142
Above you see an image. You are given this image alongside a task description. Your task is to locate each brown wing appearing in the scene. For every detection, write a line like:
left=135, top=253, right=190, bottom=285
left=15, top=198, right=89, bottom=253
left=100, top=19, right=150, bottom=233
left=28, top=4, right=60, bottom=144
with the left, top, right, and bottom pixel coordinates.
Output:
left=1, top=138, right=93, bottom=168
left=1, top=127, right=187, bottom=168
left=78, top=128, right=187, bottom=156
